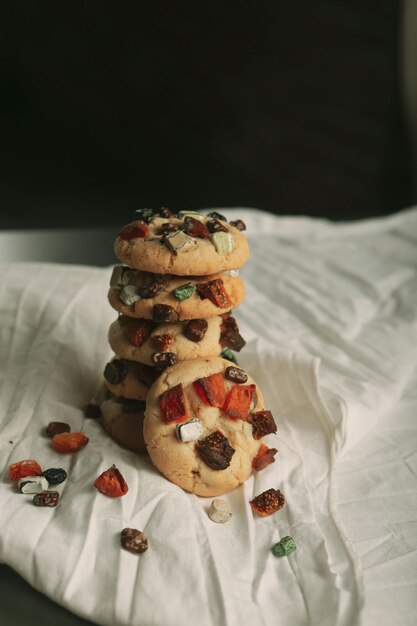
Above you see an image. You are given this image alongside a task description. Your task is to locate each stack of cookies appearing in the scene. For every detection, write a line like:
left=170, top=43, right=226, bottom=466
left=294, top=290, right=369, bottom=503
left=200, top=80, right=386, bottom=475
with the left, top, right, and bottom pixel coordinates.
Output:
left=97, top=208, right=278, bottom=497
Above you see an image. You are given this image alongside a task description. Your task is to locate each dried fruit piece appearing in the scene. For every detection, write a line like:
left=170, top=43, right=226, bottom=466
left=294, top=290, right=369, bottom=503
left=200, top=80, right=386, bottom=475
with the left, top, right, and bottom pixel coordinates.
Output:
left=250, top=410, right=277, bottom=439
left=41, top=468, right=68, bottom=485
left=172, top=282, right=195, bottom=301
left=225, top=366, right=248, bottom=384
left=18, top=476, right=49, bottom=494
left=103, top=359, right=129, bottom=384
left=250, top=488, right=285, bottom=517
left=84, top=399, right=102, bottom=419
left=121, top=528, right=148, bottom=554
left=94, top=464, right=128, bottom=497
left=193, top=373, right=226, bottom=408
left=159, top=384, right=189, bottom=423
left=152, top=304, right=179, bottom=323
left=137, top=279, right=164, bottom=299
left=207, top=219, right=228, bottom=234
left=271, top=536, right=297, bottom=557
left=196, top=278, right=232, bottom=308
left=52, top=432, right=89, bottom=453
left=45, top=422, right=71, bottom=438
left=183, top=216, right=209, bottom=238
left=252, top=444, right=277, bottom=471
left=183, top=319, right=208, bottom=342
left=195, top=431, right=235, bottom=470
left=152, top=352, right=177, bottom=371
left=33, top=491, right=60, bottom=507
left=124, top=319, right=154, bottom=347
left=222, top=384, right=256, bottom=420
left=208, top=499, right=232, bottom=523
left=9, top=460, right=42, bottom=481
left=229, top=219, right=246, bottom=231
left=150, top=333, right=174, bottom=352
left=220, top=315, right=246, bottom=352
left=119, top=220, right=149, bottom=240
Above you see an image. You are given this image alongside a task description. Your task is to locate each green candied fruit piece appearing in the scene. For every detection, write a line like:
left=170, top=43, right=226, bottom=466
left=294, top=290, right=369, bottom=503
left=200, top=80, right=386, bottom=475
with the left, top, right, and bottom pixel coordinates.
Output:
left=271, top=536, right=297, bottom=558
left=220, top=348, right=238, bottom=364
left=172, top=283, right=195, bottom=301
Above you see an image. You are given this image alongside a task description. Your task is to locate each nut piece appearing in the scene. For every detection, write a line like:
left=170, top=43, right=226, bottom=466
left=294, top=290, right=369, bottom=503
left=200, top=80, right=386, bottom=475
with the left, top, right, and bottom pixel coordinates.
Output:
left=121, top=528, right=148, bottom=554
left=208, top=499, right=232, bottom=523
left=18, top=475, right=49, bottom=494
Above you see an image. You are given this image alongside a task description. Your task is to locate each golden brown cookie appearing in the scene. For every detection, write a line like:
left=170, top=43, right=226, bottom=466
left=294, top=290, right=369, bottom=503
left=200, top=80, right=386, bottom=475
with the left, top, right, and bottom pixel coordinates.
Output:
left=103, top=358, right=160, bottom=400
left=108, top=269, right=245, bottom=321
left=143, top=357, right=277, bottom=497
left=100, top=395, right=147, bottom=454
left=114, top=213, right=249, bottom=275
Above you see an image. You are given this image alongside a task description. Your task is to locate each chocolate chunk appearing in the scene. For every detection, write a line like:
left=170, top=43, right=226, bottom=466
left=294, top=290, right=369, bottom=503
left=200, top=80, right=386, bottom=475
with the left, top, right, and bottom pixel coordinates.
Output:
left=225, top=366, right=248, bottom=384
left=121, top=528, right=148, bottom=554
left=152, top=304, right=179, bottom=323
left=152, top=352, right=177, bottom=371
left=134, top=208, right=155, bottom=223
left=103, top=359, right=129, bottom=385
left=195, top=431, right=235, bottom=470
left=183, top=319, right=208, bottom=342
left=183, top=216, right=209, bottom=239
left=207, top=211, right=227, bottom=222
left=137, top=279, right=165, bottom=299
left=159, top=222, right=178, bottom=235
left=207, top=219, right=228, bottom=234
left=220, top=316, right=246, bottom=352
left=250, top=410, right=277, bottom=439
left=84, top=400, right=102, bottom=419
left=33, top=491, right=60, bottom=507
left=45, top=422, right=70, bottom=438
left=229, top=219, right=246, bottom=231
left=158, top=206, right=174, bottom=218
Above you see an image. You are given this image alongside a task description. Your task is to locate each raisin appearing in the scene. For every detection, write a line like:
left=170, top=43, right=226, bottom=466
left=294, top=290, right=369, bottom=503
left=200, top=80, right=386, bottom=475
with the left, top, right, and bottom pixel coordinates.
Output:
left=195, top=431, right=235, bottom=470
left=193, top=373, right=226, bottom=408
left=84, top=400, right=102, bottom=419
left=207, top=211, right=227, bottom=222
left=220, top=315, right=246, bottom=352
left=250, top=488, right=285, bottom=517
left=42, top=468, right=68, bottom=485
left=150, top=333, right=175, bottom=352
left=103, top=359, right=129, bottom=384
left=225, top=366, right=248, bottom=384
left=45, top=422, right=71, bottom=438
left=52, top=432, right=89, bottom=453
left=207, top=219, right=228, bottom=234
left=137, top=279, right=165, bottom=299
left=159, top=384, right=188, bottom=423
left=222, top=384, right=256, bottom=420
left=152, top=304, right=179, bottom=323
left=252, top=445, right=277, bottom=471
left=9, top=460, right=42, bottom=481
left=183, top=216, right=209, bottom=239
left=121, top=528, right=148, bottom=554
left=118, top=220, right=149, bottom=240
left=94, top=464, right=128, bottom=497
left=183, top=319, right=208, bottom=342
left=196, top=279, right=233, bottom=308
left=124, top=319, right=154, bottom=347
left=250, top=410, right=277, bottom=439
left=229, top=219, right=246, bottom=231
left=33, top=491, right=60, bottom=507
left=152, top=352, right=177, bottom=371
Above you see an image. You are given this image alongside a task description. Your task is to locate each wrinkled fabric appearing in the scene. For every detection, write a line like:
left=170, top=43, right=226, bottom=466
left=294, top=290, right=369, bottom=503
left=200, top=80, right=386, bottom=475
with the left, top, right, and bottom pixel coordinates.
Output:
left=1, top=207, right=417, bottom=626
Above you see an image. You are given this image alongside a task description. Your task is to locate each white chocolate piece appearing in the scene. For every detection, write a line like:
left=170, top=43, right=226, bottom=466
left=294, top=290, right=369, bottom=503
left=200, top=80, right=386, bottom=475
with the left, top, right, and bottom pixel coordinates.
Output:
left=208, top=499, right=232, bottom=523
left=223, top=269, right=239, bottom=277
left=110, top=266, right=133, bottom=288
left=176, top=418, right=204, bottom=442
left=119, top=285, right=141, bottom=305
left=164, top=230, right=197, bottom=253
left=177, top=211, right=205, bottom=221
left=211, top=232, right=234, bottom=255
left=18, top=476, right=49, bottom=494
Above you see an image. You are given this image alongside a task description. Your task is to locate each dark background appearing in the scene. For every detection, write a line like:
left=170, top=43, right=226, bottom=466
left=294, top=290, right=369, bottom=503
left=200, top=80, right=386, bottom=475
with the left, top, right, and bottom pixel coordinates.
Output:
left=0, top=1, right=413, bottom=229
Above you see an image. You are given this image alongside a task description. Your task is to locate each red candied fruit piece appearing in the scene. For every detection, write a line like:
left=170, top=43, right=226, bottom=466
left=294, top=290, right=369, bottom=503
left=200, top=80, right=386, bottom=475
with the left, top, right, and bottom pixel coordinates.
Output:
left=94, top=464, right=128, bottom=498
left=182, top=216, right=209, bottom=239
left=52, top=432, right=89, bottom=453
left=252, top=444, right=278, bottom=471
left=196, top=278, right=232, bottom=308
left=193, top=373, right=227, bottom=408
left=9, top=459, right=42, bottom=481
left=124, top=318, right=154, bottom=347
left=250, top=488, right=285, bottom=517
left=159, top=383, right=189, bottom=423
left=250, top=410, right=277, bottom=440
left=118, top=220, right=149, bottom=240
left=222, top=384, right=256, bottom=420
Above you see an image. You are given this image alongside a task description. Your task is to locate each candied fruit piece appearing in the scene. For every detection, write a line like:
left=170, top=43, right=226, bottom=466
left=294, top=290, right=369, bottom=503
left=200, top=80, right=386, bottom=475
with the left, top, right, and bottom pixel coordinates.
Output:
left=124, top=319, right=154, bottom=347
left=250, top=488, right=285, bottom=516
left=195, top=431, right=235, bottom=470
left=118, top=220, right=149, bottom=240
left=222, top=384, right=256, bottom=420
left=250, top=410, right=277, bottom=439
left=196, top=279, right=232, bottom=308
left=252, top=444, right=277, bottom=471
left=9, top=459, right=42, bottom=481
left=193, top=373, right=226, bottom=408
left=182, top=216, right=209, bottom=238
left=52, top=432, right=89, bottom=453
left=94, top=464, right=128, bottom=498
left=159, top=383, right=189, bottom=423
left=220, top=315, right=246, bottom=352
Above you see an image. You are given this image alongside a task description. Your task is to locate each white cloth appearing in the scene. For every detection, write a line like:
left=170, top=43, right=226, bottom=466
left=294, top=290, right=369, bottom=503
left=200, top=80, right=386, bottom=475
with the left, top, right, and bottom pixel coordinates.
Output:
left=1, top=207, right=417, bottom=626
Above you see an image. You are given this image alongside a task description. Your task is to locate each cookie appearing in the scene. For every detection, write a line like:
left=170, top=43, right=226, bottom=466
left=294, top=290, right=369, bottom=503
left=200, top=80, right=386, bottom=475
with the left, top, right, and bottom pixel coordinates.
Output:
left=103, top=358, right=160, bottom=400
left=114, top=213, right=249, bottom=275
left=143, top=357, right=272, bottom=497
left=108, top=269, right=245, bottom=321
left=108, top=316, right=232, bottom=369
left=100, top=395, right=147, bottom=454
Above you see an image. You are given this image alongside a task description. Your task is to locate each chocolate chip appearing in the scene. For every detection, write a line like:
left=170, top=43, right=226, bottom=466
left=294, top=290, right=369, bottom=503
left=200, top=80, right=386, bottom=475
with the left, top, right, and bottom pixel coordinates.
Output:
left=152, top=352, right=177, bottom=371
left=103, top=359, right=129, bottom=384
left=225, top=366, right=248, bottom=384
left=152, top=304, right=179, bottom=323
left=183, top=319, right=208, bottom=342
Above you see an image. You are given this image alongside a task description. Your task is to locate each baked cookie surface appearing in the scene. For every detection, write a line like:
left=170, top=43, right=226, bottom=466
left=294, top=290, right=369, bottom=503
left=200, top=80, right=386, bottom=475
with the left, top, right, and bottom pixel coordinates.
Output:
left=108, top=269, right=245, bottom=321
left=103, top=358, right=160, bottom=400
left=114, top=213, right=249, bottom=275
left=100, top=395, right=147, bottom=454
left=143, top=357, right=270, bottom=497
